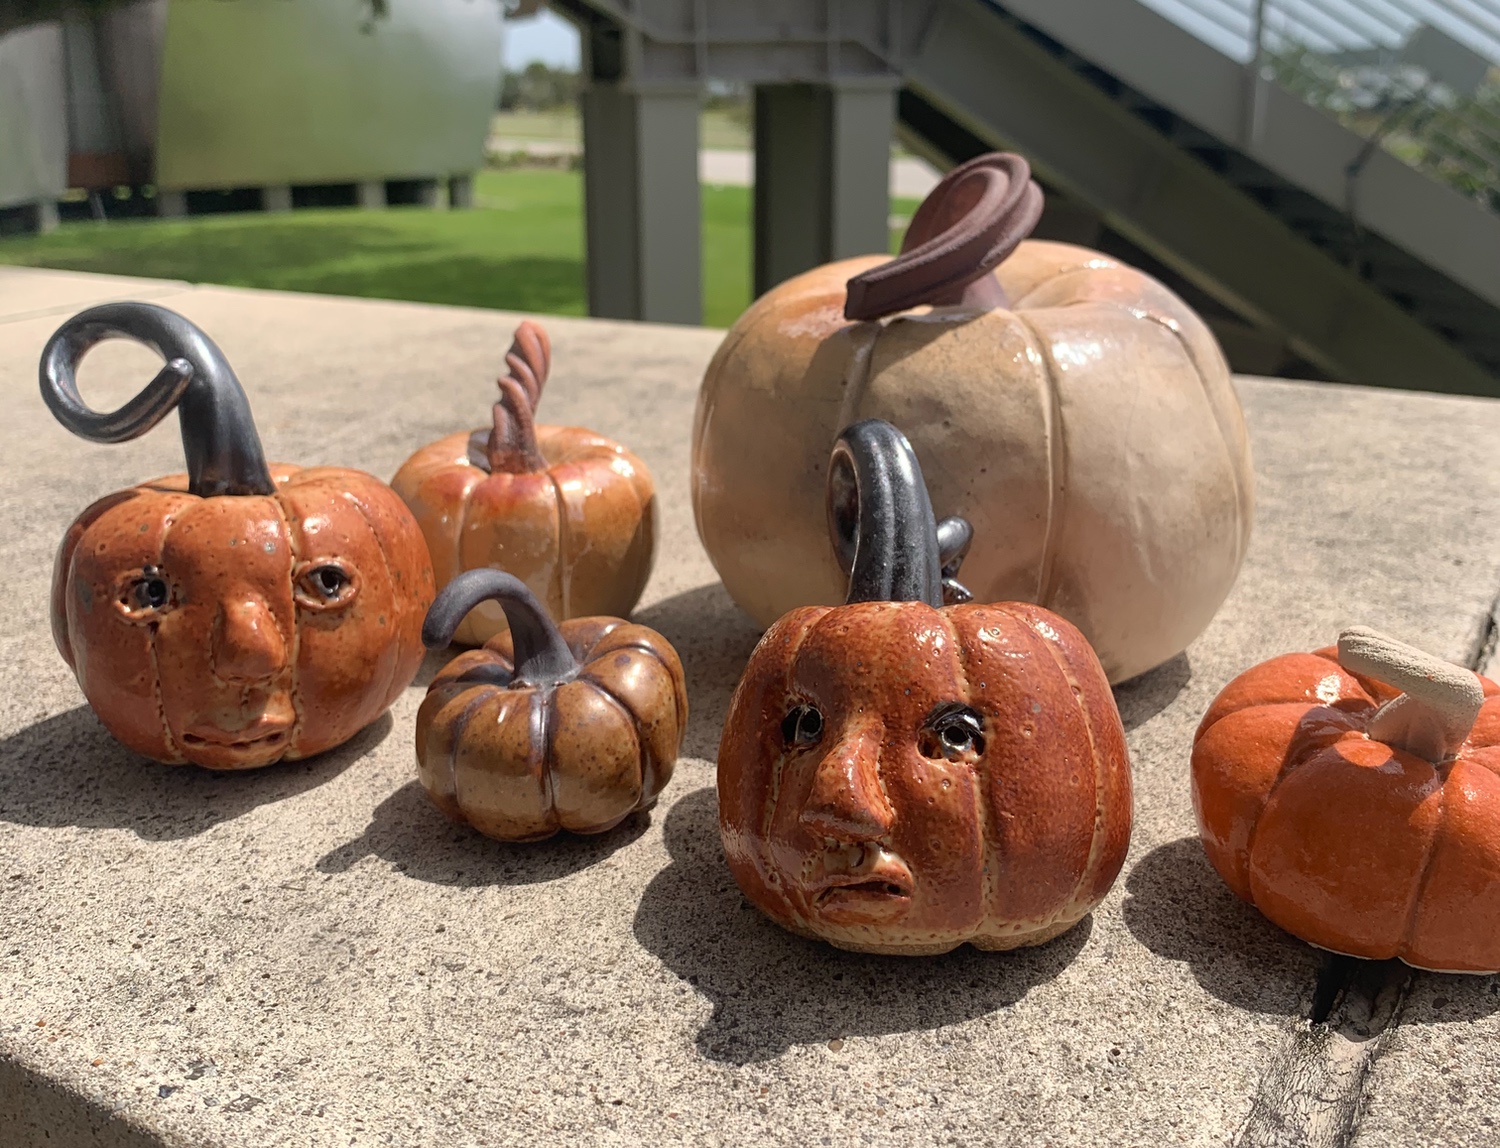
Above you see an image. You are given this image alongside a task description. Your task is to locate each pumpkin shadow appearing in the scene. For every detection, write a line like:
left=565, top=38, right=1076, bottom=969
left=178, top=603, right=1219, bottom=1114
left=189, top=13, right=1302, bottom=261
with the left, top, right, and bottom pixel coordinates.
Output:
left=0, top=706, right=387, bottom=841
left=1121, top=837, right=1318, bottom=1015
left=632, top=786, right=1091, bottom=1065
left=1127, top=841, right=1500, bottom=1027
left=314, top=779, right=650, bottom=887
left=634, top=582, right=763, bottom=762
left=1113, top=653, right=1192, bottom=732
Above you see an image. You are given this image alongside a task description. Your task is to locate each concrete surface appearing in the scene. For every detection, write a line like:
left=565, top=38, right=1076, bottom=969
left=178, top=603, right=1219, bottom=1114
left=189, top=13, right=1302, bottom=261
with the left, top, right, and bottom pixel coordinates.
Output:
left=0, top=267, right=1498, bottom=1146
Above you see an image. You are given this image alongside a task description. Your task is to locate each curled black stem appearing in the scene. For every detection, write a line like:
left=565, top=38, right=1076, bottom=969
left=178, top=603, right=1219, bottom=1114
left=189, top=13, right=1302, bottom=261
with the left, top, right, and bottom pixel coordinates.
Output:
left=828, top=420, right=971, bottom=608
left=39, top=302, right=275, bottom=497
left=422, top=569, right=580, bottom=687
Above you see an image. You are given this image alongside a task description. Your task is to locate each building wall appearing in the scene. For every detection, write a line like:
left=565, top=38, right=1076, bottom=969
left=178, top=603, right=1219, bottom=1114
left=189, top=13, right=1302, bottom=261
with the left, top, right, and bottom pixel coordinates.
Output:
left=154, top=0, right=505, bottom=190
left=0, top=24, right=67, bottom=210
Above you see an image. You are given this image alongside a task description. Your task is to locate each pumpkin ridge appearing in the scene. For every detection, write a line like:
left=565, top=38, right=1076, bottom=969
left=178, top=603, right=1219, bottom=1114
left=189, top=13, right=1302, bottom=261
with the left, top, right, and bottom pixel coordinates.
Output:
left=446, top=685, right=504, bottom=818
left=149, top=504, right=186, bottom=764
left=1012, top=312, right=1065, bottom=606
left=1399, top=764, right=1452, bottom=966
left=1133, top=305, right=1251, bottom=576
left=1021, top=605, right=1108, bottom=922
left=573, top=672, right=652, bottom=808
left=546, top=469, right=570, bottom=620
left=267, top=492, right=306, bottom=758
left=534, top=687, right=558, bottom=831
left=336, top=485, right=407, bottom=715
left=764, top=609, right=826, bottom=848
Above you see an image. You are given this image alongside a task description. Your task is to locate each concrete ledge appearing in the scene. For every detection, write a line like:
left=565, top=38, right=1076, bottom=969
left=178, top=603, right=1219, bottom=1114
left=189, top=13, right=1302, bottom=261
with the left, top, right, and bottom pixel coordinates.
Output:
left=1, top=272, right=1498, bottom=1145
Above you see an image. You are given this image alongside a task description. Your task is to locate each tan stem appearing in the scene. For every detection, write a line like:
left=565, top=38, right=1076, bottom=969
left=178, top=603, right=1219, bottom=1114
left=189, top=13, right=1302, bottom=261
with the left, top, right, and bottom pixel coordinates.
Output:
left=1336, top=626, right=1484, bottom=762
left=483, top=320, right=552, bottom=474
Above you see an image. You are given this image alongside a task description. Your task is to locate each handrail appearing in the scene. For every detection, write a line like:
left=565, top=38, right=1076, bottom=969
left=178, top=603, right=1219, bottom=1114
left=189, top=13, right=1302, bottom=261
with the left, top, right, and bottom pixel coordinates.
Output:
left=1142, top=0, right=1500, bottom=213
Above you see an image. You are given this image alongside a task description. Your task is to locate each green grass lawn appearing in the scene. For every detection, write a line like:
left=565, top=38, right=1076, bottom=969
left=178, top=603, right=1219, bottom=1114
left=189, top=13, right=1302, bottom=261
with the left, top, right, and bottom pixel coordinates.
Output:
left=0, top=169, right=917, bottom=329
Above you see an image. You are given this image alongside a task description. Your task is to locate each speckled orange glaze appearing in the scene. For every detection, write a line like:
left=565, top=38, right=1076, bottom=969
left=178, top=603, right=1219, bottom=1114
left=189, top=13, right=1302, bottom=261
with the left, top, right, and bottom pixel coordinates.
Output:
left=1192, top=644, right=1500, bottom=973
left=391, top=322, right=656, bottom=646
left=416, top=617, right=687, bottom=840
left=718, top=599, right=1131, bottom=955
left=52, top=464, right=435, bottom=770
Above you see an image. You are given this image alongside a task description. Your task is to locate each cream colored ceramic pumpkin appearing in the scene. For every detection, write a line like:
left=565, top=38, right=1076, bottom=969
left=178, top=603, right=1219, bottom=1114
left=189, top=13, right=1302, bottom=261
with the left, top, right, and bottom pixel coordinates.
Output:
left=690, top=153, right=1253, bottom=683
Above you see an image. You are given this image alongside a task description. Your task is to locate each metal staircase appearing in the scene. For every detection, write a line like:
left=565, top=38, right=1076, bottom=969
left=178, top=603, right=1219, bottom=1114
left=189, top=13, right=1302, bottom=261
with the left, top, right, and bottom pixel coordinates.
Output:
left=561, top=0, right=1500, bottom=392
left=913, top=0, right=1500, bottom=391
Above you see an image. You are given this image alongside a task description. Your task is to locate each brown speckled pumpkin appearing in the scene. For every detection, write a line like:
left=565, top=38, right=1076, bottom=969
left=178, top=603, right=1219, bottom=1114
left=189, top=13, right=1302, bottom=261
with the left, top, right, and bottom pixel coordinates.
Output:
left=43, top=302, right=434, bottom=769
left=718, top=420, right=1132, bottom=954
left=416, top=569, right=687, bottom=841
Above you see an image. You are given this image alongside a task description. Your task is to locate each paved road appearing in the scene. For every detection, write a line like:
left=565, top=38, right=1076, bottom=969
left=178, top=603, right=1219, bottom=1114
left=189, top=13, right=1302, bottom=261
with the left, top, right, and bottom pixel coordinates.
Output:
left=488, top=136, right=943, bottom=200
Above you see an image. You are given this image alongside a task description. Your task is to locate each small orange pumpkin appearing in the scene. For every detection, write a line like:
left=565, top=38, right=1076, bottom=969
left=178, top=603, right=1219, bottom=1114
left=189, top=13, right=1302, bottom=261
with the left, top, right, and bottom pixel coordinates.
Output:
left=392, top=321, right=656, bottom=646
left=416, top=569, right=687, bottom=841
left=718, top=419, right=1131, bottom=955
left=42, top=302, right=434, bottom=769
left=1192, top=626, right=1500, bottom=973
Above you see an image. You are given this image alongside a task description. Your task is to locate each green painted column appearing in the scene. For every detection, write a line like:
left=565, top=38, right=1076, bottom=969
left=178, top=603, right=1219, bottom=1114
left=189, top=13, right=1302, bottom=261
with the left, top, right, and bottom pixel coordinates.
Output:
left=753, top=80, right=896, bottom=298
left=580, top=84, right=702, bottom=325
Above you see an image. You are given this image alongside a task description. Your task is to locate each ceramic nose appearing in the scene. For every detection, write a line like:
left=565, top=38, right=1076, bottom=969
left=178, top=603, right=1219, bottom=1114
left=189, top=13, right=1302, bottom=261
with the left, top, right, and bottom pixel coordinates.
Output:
left=213, top=596, right=287, bottom=683
left=799, top=724, right=896, bottom=842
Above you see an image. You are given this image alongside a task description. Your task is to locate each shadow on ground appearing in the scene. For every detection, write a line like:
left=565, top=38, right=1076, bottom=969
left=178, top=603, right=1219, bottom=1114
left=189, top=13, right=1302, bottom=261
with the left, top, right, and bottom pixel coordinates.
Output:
left=1124, top=836, right=1326, bottom=1016
left=633, top=786, right=1091, bottom=1064
left=1127, top=837, right=1500, bottom=1026
left=1113, top=652, right=1192, bottom=732
left=315, top=779, right=651, bottom=887
left=0, top=706, right=387, bottom=840
left=634, top=583, right=763, bottom=762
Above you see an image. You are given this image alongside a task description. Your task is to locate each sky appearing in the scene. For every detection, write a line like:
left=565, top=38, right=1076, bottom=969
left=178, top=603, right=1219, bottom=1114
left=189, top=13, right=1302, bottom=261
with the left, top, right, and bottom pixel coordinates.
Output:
left=503, top=7, right=581, bottom=70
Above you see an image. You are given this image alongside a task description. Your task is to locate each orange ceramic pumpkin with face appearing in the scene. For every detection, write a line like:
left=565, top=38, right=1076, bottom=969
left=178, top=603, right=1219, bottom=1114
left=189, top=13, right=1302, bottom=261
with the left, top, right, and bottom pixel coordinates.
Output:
left=416, top=569, right=687, bottom=841
left=718, top=420, right=1132, bottom=954
left=1192, top=627, right=1500, bottom=973
left=392, top=321, right=656, bottom=646
left=43, top=303, right=434, bottom=769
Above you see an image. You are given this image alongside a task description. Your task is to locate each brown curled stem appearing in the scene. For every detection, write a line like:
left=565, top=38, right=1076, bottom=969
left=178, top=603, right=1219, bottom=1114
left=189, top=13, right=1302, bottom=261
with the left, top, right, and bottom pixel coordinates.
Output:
left=484, top=320, right=552, bottom=473
left=844, top=152, right=1043, bottom=322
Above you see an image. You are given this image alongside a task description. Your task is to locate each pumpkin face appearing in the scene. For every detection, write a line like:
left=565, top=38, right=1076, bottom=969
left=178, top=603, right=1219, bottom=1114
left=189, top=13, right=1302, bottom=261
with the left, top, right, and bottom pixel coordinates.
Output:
left=721, top=599, right=1131, bottom=954
left=392, top=321, right=656, bottom=646
left=41, top=303, right=434, bottom=769
left=717, top=420, right=1131, bottom=955
left=1192, top=627, right=1500, bottom=973
left=416, top=569, right=687, bottom=841
left=691, top=152, right=1253, bottom=684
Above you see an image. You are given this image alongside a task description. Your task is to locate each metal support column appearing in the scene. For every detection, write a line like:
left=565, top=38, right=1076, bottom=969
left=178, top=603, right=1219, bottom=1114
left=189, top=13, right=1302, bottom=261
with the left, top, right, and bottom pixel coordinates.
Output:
left=753, top=81, right=896, bottom=297
left=580, top=84, right=701, bottom=325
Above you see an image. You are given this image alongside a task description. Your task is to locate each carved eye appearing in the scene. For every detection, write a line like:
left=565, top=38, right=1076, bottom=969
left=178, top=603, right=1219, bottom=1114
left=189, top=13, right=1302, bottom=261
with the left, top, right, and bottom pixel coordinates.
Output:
left=294, top=561, right=358, bottom=610
left=116, top=567, right=176, bottom=620
left=781, top=704, right=824, bottom=747
left=919, top=704, right=985, bottom=761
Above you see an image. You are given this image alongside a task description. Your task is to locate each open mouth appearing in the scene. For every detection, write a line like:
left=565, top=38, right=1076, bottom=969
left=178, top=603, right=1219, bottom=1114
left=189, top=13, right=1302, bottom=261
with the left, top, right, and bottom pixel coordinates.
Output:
left=810, top=848, right=915, bottom=923
left=181, top=719, right=293, bottom=752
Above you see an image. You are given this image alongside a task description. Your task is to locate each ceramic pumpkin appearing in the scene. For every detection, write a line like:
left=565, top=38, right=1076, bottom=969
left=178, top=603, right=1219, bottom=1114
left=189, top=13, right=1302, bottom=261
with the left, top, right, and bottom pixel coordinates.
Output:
left=416, top=568, right=687, bottom=841
left=392, top=320, right=656, bottom=646
left=718, top=419, right=1132, bottom=955
left=691, top=150, right=1254, bottom=684
left=42, top=302, right=434, bottom=769
left=1193, top=626, right=1500, bottom=973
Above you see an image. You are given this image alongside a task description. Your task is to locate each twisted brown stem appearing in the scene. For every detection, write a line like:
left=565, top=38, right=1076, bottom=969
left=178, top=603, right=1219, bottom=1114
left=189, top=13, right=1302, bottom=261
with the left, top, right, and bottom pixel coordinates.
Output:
left=485, top=320, right=552, bottom=473
left=844, top=152, right=1043, bottom=322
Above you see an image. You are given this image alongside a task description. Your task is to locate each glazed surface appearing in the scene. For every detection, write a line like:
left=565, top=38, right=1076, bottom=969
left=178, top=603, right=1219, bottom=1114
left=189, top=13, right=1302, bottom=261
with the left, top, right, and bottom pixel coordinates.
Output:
left=718, top=598, right=1131, bottom=955
left=417, top=616, right=688, bottom=840
left=1193, top=646, right=1500, bottom=973
left=393, top=426, right=656, bottom=645
left=691, top=240, right=1255, bottom=683
left=51, top=463, right=434, bottom=769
